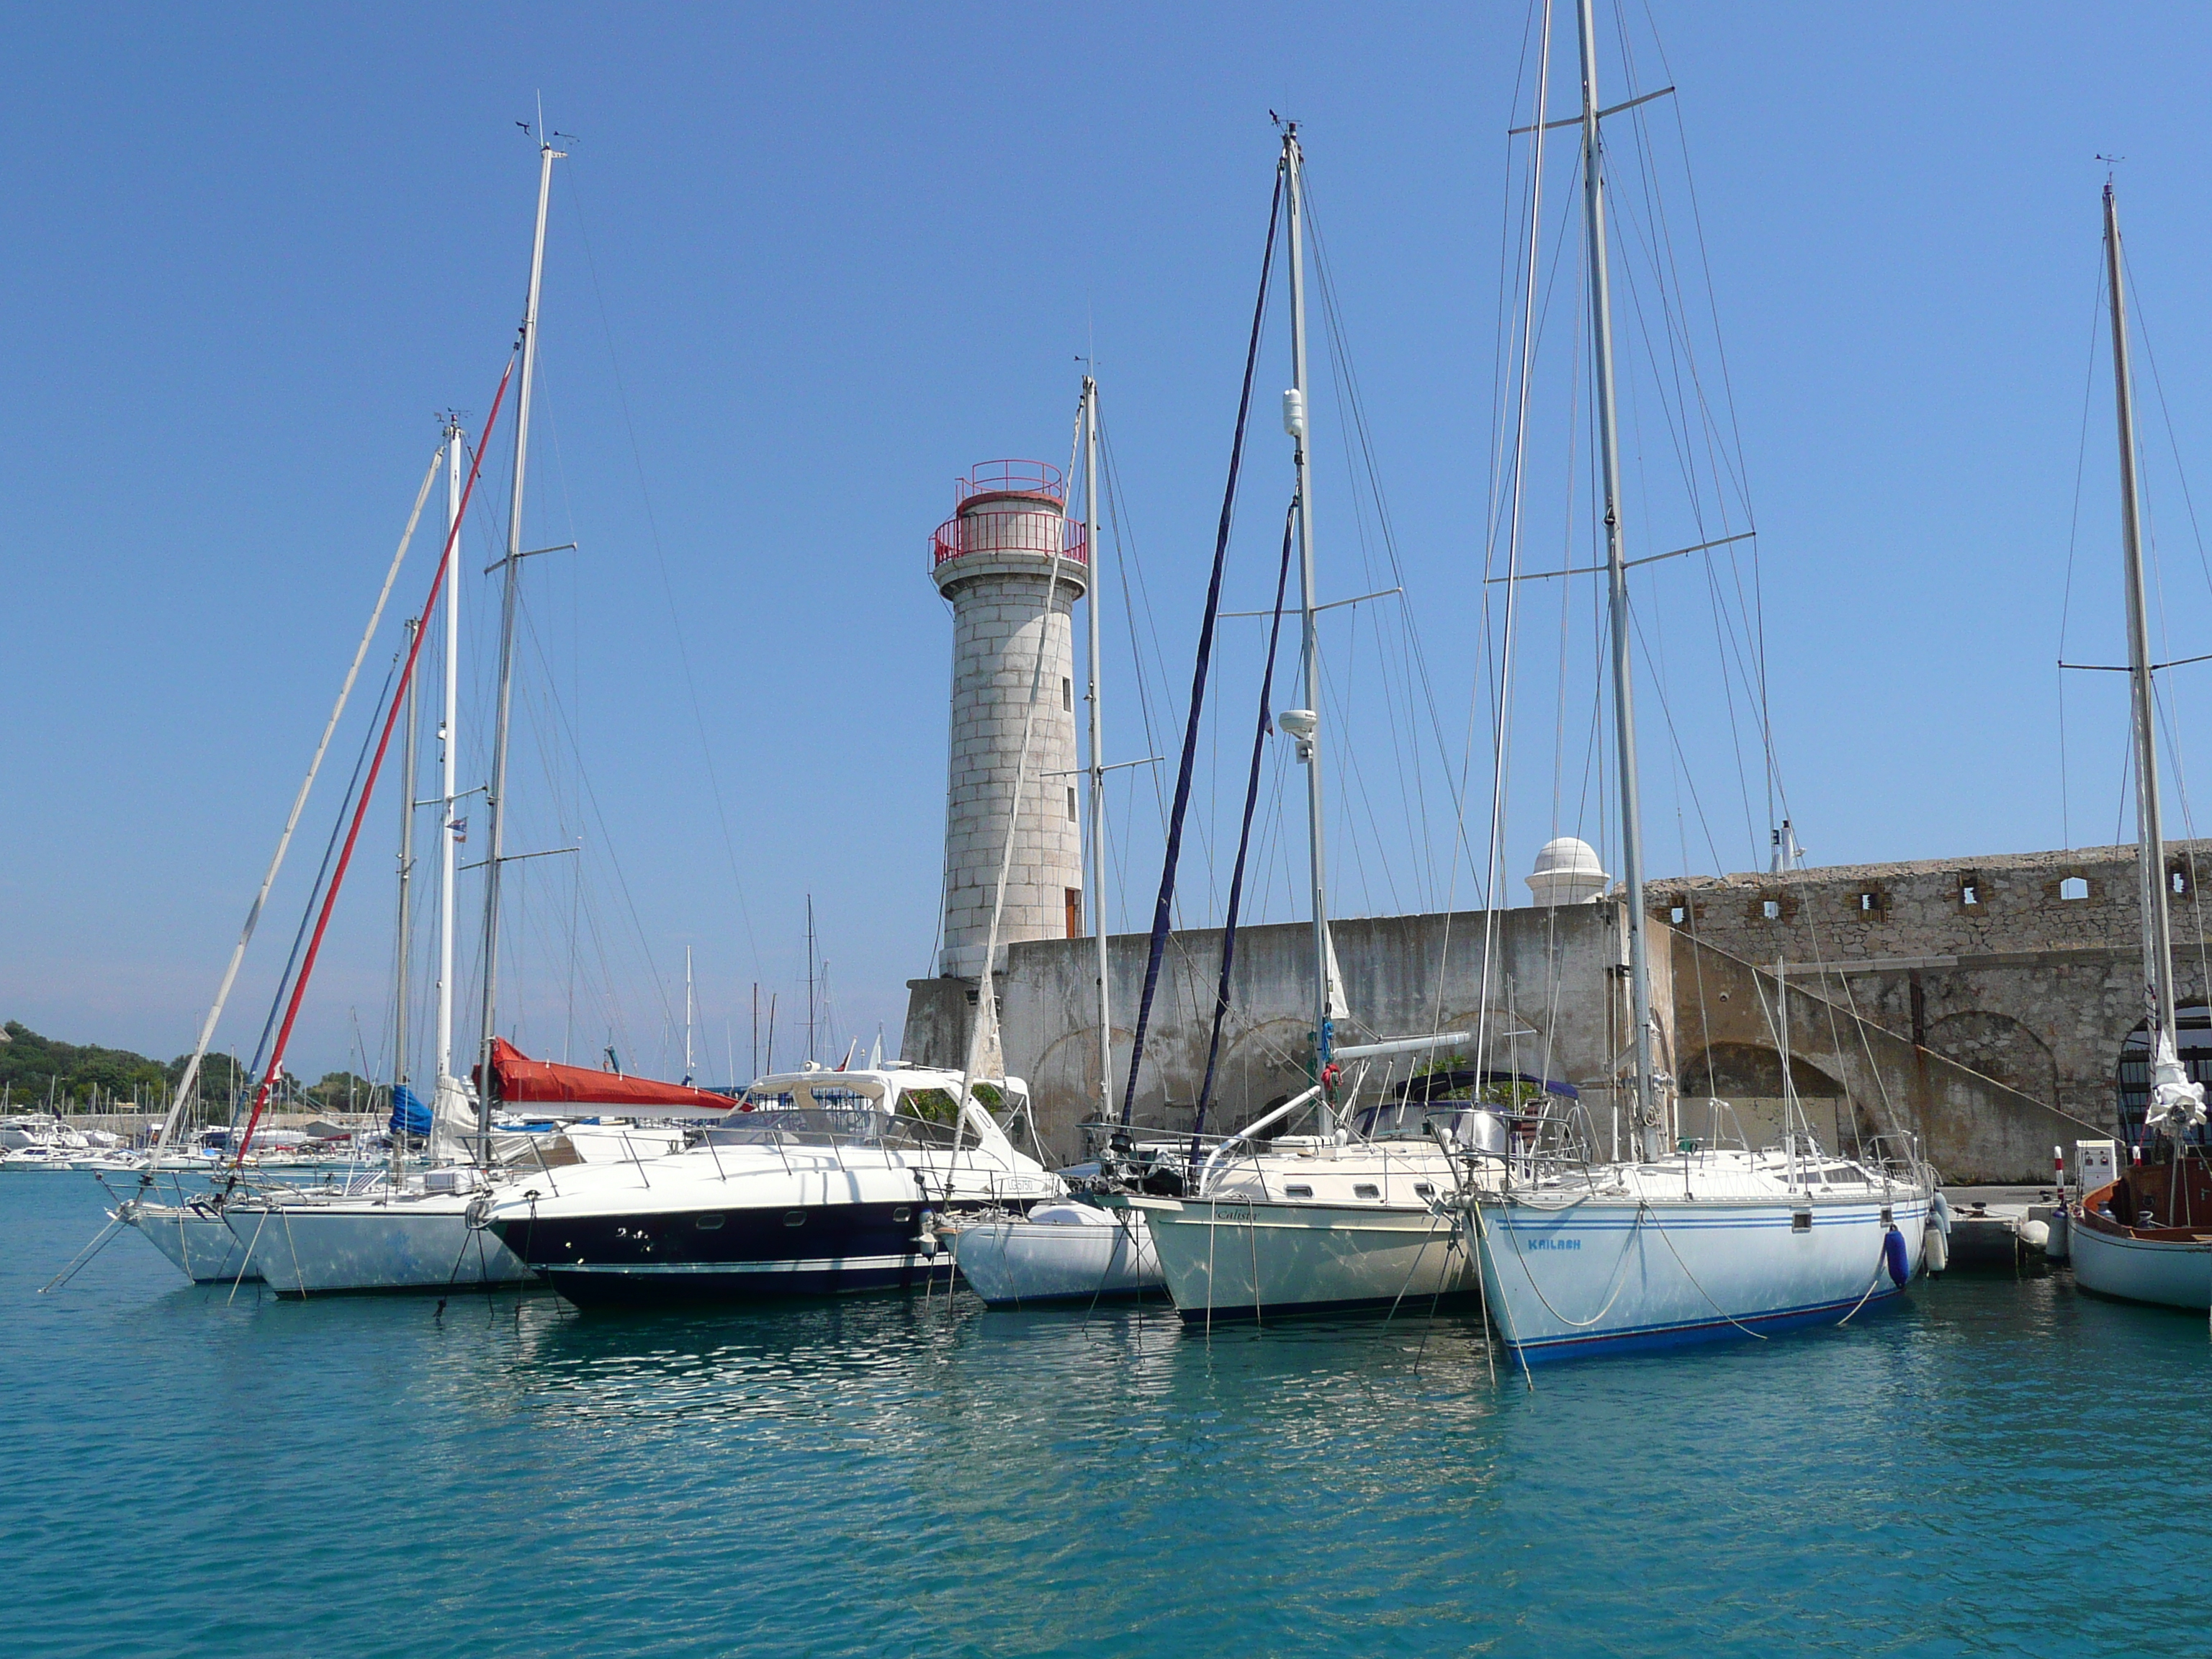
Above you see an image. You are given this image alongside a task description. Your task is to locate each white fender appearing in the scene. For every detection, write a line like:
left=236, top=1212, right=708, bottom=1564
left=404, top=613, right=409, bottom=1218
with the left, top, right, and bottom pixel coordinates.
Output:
left=1923, top=1220, right=1949, bottom=1275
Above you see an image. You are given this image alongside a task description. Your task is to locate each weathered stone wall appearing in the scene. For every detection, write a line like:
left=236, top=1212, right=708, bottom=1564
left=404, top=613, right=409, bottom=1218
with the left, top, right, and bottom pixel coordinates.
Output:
left=1650, top=841, right=2209, bottom=1136
left=1665, top=932, right=2107, bottom=1182
left=902, top=845, right=2145, bottom=1178
left=904, top=902, right=1650, bottom=1164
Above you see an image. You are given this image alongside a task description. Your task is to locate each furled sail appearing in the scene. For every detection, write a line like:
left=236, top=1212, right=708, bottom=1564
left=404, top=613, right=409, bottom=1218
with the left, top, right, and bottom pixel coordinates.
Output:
left=476, top=1038, right=734, bottom=1118
left=428, top=1074, right=479, bottom=1161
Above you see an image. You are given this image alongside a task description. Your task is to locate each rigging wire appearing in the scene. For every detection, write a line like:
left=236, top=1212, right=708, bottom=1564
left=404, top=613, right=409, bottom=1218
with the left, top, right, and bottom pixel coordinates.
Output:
left=562, top=163, right=764, bottom=980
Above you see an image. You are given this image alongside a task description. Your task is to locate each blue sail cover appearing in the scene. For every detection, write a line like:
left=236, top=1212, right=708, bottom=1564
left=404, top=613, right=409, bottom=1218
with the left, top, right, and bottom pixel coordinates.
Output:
left=388, top=1084, right=432, bottom=1136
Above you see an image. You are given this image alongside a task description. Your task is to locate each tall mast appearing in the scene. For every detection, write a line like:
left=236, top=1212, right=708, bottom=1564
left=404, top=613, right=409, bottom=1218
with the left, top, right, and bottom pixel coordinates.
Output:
left=684, top=945, right=696, bottom=1085
left=394, top=616, right=419, bottom=1098
left=1282, top=124, right=1334, bottom=1130
left=2105, top=183, right=2180, bottom=1056
left=1577, top=0, right=1660, bottom=1157
left=1083, top=375, right=1111, bottom=1123
left=434, top=421, right=462, bottom=1094
left=477, top=133, right=563, bottom=1143
left=805, top=894, right=817, bottom=1063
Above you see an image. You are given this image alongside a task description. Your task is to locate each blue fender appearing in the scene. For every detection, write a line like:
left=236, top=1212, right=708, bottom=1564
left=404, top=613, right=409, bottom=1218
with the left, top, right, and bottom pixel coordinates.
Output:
left=1883, top=1224, right=1910, bottom=1288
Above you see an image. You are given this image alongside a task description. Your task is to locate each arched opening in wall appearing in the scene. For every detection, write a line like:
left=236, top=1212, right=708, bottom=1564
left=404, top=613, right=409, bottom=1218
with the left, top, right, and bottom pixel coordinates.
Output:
left=1680, top=1043, right=1843, bottom=1100
left=1678, top=1043, right=1850, bottom=1153
left=1923, top=1010, right=2059, bottom=1105
left=2115, top=1004, right=2212, bottom=1148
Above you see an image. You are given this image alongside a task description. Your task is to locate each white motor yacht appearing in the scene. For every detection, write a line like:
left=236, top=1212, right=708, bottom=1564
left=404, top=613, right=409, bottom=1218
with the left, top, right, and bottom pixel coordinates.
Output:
left=482, top=1064, right=1062, bottom=1307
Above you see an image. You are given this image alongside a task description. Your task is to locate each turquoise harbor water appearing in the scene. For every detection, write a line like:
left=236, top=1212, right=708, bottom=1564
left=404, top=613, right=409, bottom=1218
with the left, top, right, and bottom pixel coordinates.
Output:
left=6, top=1177, right=2210, bottom=1658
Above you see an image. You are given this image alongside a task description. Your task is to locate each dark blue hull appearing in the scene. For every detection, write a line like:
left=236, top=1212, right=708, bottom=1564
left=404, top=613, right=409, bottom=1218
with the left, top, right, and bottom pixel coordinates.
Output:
left=489, top=1199, right=961, bottom=1308
left=1504, top=1284, right=1910, bottom=1365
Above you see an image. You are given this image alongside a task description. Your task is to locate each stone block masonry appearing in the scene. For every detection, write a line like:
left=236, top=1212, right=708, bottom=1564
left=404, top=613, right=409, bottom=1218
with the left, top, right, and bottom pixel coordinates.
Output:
left=930, top=477, right=1088, bottom=979
left=1649, top=841, right=2210, bottom=1146
left=902, top=839, right=2156, bottom=1179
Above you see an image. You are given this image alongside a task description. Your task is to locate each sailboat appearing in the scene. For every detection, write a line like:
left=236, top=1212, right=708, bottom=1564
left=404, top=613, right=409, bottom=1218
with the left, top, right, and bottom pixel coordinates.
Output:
left=1118, top=125, right=1492, bottom=1322
left=942, top=382, right=1168, bottom=1309
left=2066, top=182, right=2212, bottom=1310
left=116, top=377, right=479, bottom=1286
left=1460, top=0, right=1934, bottom=1363
left=226, top=133, right=672, bottom=1293
left=948, top=376, right=1167, bottom=1308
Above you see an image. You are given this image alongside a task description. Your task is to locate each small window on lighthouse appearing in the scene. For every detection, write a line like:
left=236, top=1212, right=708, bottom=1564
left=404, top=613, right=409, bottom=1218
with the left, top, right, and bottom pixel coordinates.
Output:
left=1066, top=786, right=1078, bottom=822
left=1062, top=676, right=1073, bottom=712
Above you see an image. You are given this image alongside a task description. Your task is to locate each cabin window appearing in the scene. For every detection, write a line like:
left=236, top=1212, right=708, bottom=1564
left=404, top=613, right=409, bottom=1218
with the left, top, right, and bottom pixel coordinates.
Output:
left=693, top=1213, right=724, bottom=1231
left=1354, top=1183, right=1380, bottom=1200
left=892, top=1206, right=912, bottom=1223
left=1413, top=1183, right=1435, bottom=1198
left=2061, top=876, right=2089, bottom=901
left=1791, top=1210, right=1812, bottom=1233
left=1285, top=1183, right=1313, bottom=1198
left=783, top=1210, right=807, bottom=1228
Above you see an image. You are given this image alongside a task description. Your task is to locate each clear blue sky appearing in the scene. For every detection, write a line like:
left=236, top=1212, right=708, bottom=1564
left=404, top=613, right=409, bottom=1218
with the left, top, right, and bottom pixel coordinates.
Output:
left=9, top=2, right=2212, bottom=1087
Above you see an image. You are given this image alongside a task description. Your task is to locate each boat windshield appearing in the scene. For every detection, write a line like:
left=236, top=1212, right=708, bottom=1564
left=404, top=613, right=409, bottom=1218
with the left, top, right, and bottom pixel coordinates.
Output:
left=719, top=1079, right=971, bottom=1151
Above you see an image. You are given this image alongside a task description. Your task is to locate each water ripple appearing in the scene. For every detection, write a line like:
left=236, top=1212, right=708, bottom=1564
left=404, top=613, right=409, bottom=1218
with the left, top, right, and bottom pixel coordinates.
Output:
left=5, top=1177, right=2208, bottom=1658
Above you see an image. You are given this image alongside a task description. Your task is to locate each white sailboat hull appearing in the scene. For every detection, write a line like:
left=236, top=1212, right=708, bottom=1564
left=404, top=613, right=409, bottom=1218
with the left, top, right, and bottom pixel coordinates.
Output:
left=240, top=1194, right=536, bottom=1295
left=2071, top=1217, right=2212, bottom=1309
left=120, top=1200, right=263, bottom=1284
left=952, top=1207, right=1163, bottom=1305
left=1136, top=1195, right=1478, bottom=1319
left=1475, top=1187, right=1931, bottom=1363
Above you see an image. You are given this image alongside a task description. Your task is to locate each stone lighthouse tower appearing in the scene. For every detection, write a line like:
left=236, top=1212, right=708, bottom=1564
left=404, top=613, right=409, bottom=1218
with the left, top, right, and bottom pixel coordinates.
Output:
left=930, top=459, right=1088, bottom=979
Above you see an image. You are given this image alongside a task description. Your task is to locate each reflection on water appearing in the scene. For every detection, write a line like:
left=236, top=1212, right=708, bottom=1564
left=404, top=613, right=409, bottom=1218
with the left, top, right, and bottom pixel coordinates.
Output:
left=6, top=1176, right=2211, bottom=1658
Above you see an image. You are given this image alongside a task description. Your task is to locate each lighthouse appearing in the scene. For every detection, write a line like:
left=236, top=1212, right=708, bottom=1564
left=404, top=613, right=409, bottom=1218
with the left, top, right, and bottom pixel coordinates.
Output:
left=930, top=459, right=1089, bottom=979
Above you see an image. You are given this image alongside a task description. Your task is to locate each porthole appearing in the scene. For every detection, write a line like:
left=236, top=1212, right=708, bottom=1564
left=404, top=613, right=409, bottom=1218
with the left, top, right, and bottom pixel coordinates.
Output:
left=783, top=1210, right=807, bottom=1228
left=1354, top=1183, right=1380, bottom=1200
left=1285, top=1183, right=1313, bottom=1198
left=1791, top=1210, right=1812, bottom=1233
left=892, top=1205, right=912, bottom=1223
left=1413, top=1183, right=1435, bottom=1198
left=693, top=1213, right=724, bottom=1231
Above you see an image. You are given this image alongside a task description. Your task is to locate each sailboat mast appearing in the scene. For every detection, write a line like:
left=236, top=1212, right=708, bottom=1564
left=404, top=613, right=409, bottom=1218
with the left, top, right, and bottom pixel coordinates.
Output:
left=434, top=421, right=462, bottom=1090
left=2105, top=182, right=2180, bottom=1048
left=684, top=945, right=696, bottom=1085
left=1576, top=0, right=1660, bottom=1156
left=1083, top=375, right=1111, bottom=1123
left=394, top=616, right=419, bottom=1096
left=805, top=894, right=817, bottom=1063
left=477, top=135, right=563, bottom=1141
left=1282, top=125, right=1334, bottom=1124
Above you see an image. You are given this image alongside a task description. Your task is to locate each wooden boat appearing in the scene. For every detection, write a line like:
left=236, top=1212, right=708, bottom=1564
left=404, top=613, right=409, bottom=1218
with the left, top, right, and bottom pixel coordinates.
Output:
left=2074, top=1154, right=2212, bottom=1309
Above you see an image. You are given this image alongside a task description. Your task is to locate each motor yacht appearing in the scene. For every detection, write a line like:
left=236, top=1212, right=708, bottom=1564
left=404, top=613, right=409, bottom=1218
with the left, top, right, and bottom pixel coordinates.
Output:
left=482, top=1063, right=1061, bottom=1307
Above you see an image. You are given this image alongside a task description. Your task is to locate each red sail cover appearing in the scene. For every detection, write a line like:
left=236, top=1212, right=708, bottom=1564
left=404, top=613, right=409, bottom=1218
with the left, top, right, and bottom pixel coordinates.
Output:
left=481, top=1038, right=736, bottom=1118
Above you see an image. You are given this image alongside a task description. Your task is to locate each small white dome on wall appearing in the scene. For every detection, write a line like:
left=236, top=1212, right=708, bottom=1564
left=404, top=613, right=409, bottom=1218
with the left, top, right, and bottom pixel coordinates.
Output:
left=1527, top=837, right=1609, bottom=906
